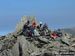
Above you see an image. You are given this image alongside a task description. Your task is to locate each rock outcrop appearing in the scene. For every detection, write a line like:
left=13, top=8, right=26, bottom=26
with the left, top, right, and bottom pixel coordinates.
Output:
left=0, top=15, right=75, bottom=56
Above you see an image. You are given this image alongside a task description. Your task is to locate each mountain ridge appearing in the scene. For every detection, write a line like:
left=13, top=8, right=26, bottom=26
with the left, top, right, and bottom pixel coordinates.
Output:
left=62, top=27, right=75, bottom=35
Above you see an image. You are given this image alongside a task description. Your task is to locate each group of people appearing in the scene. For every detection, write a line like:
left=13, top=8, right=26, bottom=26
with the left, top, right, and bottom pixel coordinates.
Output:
left=22, top=20, right=62, bottom=40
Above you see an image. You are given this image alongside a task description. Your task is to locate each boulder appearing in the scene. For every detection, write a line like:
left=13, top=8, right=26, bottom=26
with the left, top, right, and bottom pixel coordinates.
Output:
left=72, top=43, right=75, bottom=47
left=70, top=47, right=75, bottom=51
left=0, top=49, right=13, bottom=56
left=60, top=36, right=70, bottom=46
left=0, top=36, right=6, bottom=40
left=38, top=37, right=49, bottom=44
left=17, top=35, right=39, bottom=56
left=11, top=43, right=19, bottom=56
left=0, top=44, right=2, bottom=50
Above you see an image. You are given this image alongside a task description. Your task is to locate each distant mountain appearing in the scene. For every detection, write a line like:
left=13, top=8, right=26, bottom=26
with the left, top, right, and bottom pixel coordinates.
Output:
left=62, top=27, right=75, bottom=34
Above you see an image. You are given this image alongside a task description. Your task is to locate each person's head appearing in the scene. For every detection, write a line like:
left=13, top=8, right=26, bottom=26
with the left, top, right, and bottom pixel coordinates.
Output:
left=32, top=22, right=37, bottom=27
left=27, top=20, right=30, bottom=25
left=39, top=21, right=42, bottom=24
left=45, top=23, right=48, bottom=29
left=58, top=29, right=61, bottom=31
left=44, top=23, right=48, bottom=27
left=39, top=21, right=42, bottom=27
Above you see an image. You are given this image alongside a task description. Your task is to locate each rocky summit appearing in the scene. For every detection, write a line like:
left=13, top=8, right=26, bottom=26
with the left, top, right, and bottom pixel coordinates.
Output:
left=0, top=15, right=75, bottom=56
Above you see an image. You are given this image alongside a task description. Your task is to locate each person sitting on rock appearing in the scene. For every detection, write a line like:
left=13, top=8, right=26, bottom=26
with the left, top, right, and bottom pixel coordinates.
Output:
left=57, top=29, right=63, bottom=37
left=23, top=20, right=30, bottom=30
left=32, top=22, right=40, bottom=36
left=32, top=22, right=37, bottom=28
left=37, top=21, right=43, bottom=31
left=33, top=26, right=40, bottom=37
left=28, top=25, right=35, bottom=37
left=41, top=23, right=48, bottom=36
left=43, top=23, right=48, bottom=30
left=23, top=20, right=30, bottom=36
left=52, top=32, right=57, bottom=39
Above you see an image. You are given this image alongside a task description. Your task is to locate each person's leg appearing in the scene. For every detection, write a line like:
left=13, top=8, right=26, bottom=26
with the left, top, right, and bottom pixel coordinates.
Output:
left=44, top=30, right=47, bottom=36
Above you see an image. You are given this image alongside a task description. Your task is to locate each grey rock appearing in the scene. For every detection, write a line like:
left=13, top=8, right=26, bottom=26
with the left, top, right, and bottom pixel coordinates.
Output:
left=0, top=44, right=2, bottom=50
left=38, top=37, right=49, bottom=44
left=30, top=51, right=41, bottom=56
left=11, top=43, right=19, bottom=56
left=72, top=43, right=75, bottom=47
left=0, top=49, right=13, bottom=56
left=29, top=14, right=36, bottom=24
left=17, top=35, right=39, bottom=56
left=15, top=15, right=27, bottom=33
left=60, top=36, right=70, bottom=46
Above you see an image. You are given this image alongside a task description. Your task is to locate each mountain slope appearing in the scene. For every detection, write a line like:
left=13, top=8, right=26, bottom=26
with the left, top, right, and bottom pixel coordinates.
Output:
left=0, top=15, right=75, bottom=56
left=62, top=27, right=75, bottom=34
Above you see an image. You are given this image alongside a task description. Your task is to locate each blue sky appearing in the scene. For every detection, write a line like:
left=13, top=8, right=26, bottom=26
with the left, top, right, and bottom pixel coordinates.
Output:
left=0, top=0, right=75, bottom=35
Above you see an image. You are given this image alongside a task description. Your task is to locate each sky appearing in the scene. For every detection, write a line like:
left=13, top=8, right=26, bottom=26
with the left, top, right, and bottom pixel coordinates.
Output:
left=0, top=0, right=75, bottom=35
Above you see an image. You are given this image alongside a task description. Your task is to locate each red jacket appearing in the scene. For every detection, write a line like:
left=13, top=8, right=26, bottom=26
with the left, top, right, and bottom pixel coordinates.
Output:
left=53, top=33, right=57, bottom=38
left=32, top=22, right=37, bottom=27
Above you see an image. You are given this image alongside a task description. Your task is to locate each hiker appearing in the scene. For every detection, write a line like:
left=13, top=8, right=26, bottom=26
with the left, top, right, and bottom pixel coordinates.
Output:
left=28, top=22, right=40, bottom=37
left=41, top=23, right=48, bottom=36
left=32, top=22, right=37, bottom=28
left=53, top=30, right=57, bottom=34
left=28, top=31, right=33, bottom=37
left=32, top=22, right=40, bottom=36
left=39, top=21, right=42, bottom=28
left=28, top=25, right=35, bottom=37
left=23, top=20, right=30, bottom=36
left=57, top=29, right=62, bottom=37
left=23, top=20, right=30, bottom=30
left=43, top=23, right=48, bottom=31
left=33, top=27, right=40, bottom=36
left=37, top=21, right=43, bottom=31
left=52, top=32, right=57, bottom=39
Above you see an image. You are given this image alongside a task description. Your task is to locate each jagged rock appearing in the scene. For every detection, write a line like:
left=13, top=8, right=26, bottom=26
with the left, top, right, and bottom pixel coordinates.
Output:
left=53, top=41, right=61, bottom=49
left=38, top=37, right=49, bottom=44
left=15, top=15, right=27, bottom=33
left=40, top=52, right=55, bottom=56
left=29, top=14, right=36, bottom=24
left=72, top=43, right=75, bottom=47
left=0, top=36, right=17, bottom=53
left=0, top=49, right=13, bottom=56
left=11, top=43, right=19, bottom=56
left=44, top=44, right=54, bottom=49
left=6, top=33, right=14, bottom=38
left=70, top=47, right=75, bottom=51
left=60, top=36, right=70, bottom=46
left=0, top=36, right=6, bottom=40
left=17, top=35, right=39, bottom=56
left=33, top=41, right=39, bottom=46
left=30, top=51, right=41, bottom=56
left=61, top=47, right=70, bottom=50
left=71, top=38, right=75, bottom=42
left=0, top=44, right=2, bottom=50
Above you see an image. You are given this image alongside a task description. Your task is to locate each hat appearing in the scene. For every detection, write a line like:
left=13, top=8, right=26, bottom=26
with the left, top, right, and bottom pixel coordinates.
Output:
left=39, top=21, right=42, bottom=24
